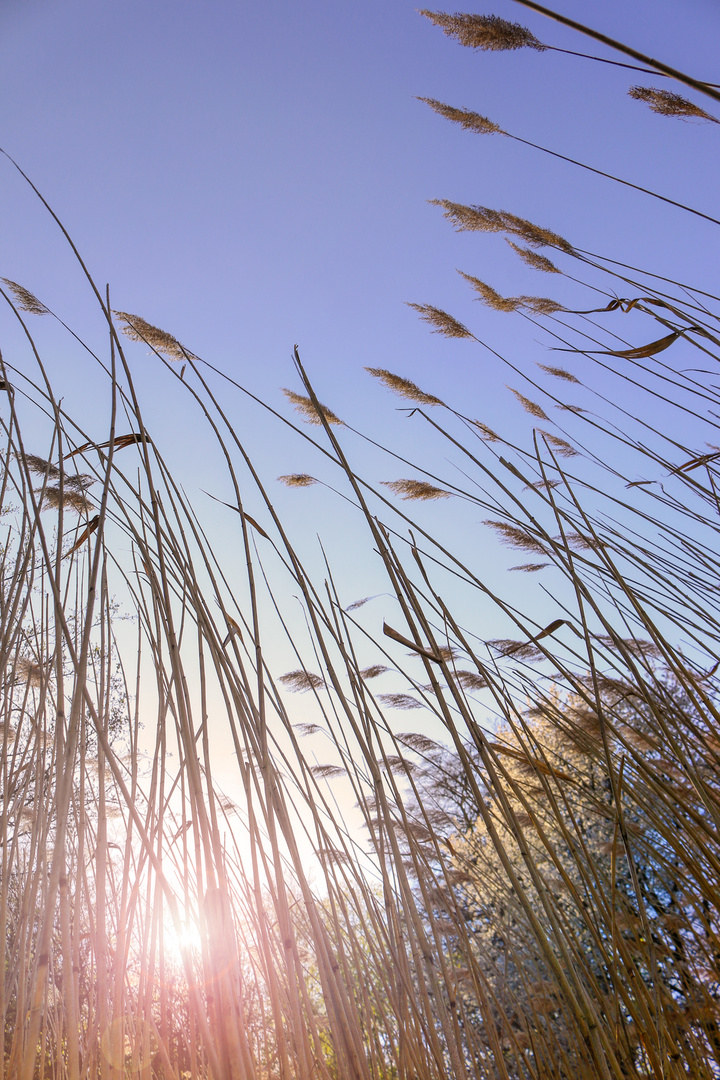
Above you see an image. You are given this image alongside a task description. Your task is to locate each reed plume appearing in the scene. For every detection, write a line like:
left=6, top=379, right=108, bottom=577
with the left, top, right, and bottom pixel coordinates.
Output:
left=278, top=669, right=325, bottom=691
left=278, top=473, right=317, bottom=486
left=2, top=278, right=49, bottom=314
left=629, top=85, right=719, bottom=122
left=507, top=241, right=561, bottom=272
left=381, top=479, right=451, bottom=500
left=114, top=309, right=190, bottom=361
left=405, top=301, right=472, bottom=337
left=538, top=364, right=581, bottom=383
left=418, top=97, right=506, bottom=135
left=508, top=388, right=550, bottom=420
left=419, top=10, right=546, bottom=52
left=459, top=271, right=561, bottom=313
left=431, top=198, right=576, bottom=253
left=483, top=520, right=548, bottom=554
left=37, top=486, right=92, bottom=514
left=365, top=367, right=444, bottom=405
left=377, top=692, right=424, bottom=710
left=282, top=388, right=343, bottom=424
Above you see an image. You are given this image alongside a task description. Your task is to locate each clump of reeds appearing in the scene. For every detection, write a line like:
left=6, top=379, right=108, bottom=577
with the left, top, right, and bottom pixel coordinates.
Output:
left=3, top=9, right=720, bottom=1080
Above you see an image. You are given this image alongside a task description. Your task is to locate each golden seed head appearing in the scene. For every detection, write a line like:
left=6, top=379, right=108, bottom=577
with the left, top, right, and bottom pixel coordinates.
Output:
left=406, top=302, right=472, bottom=338
left=483, top=520, right=548, bottom=555
left=431, top=201, right=575, bottom=254
left=278, top=473, right=317, bottom=487
left=381, top=479, right=451, bottom=501
left=459, top=273, right=561, bottom=314
left=629, top=86, right=718, bottom=123
left=459, top=272, right=520, bottom=312
left=114, top=310, right=190, bottom=362
left=508, top=388, right=549, bottom=420
left=538, top=431, right=578, bottom=457
left=420, top=10, right=545, bottom=52
left=469, top=419, right=501, bottom=441
left=538, top=364, right=580, bottom=383
left=507, top=241, right=561, bottom=273
left=419, top=97, right=505, bottom=135
left=2, top=279, right=49, bottom=315
left=365, top=367, right=444, bottom=406
left=282, top=389, right=343, bottom=425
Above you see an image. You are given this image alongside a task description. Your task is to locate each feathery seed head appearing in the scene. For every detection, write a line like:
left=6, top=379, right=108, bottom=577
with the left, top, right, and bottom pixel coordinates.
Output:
left=311, top=765, right=346, bottom=779
left=430, top=199, right=506, bottom=234
left=420, top=11, right=545, bottom=52
left=278, top=473, right=317, bottom=487
left=382, top=479, right=451, bottom=501
left=279, top=670, right=324, bottom=692
left=488, top=639, right=543, bottom=661
left=419, top=97, right=505, bottom=135
left=459, top=274, right=560, bottom=313
left=2, top=279, right=48, bottom=315
left=20, top=454, right=60, bottom=479
left=15, top=657, right=44, bottom=687
left=38, top=487, right=92, bottom=514
left=114, top=311, right=189, bottom=361
left=360, top=665, right=389, bottom=679
left=518, top=295, right=562, bottom=314
left=629, top=86, right=718, bottom=123
left=459, top=272, right=520, bottom=312
left=431, top=201, right=574, bottom=253
left=508, top=388, right=549, bottom=420
left=64, top=473, right=96, bottom=491
left=282, top=389, right=343, bottom=425
left=501, top=210, right=575, bottom=254
left=470, top=419, right=501, bottom=441
left=538, top=431, right=578, bottom=457
left=456, top=670, right=487, bottom=690
left=507, top=241, right=561, bottom=273
left=538, top=364, right=580, bottom=383
left=483, top=520, right=548, bottom=555
left=365, top=367, right=444, bottom=406
left=398, top=732, right=441, bottom=754
left=378, top=693, right=424, bottom=710
left=406, top=302, right=472, bottom=338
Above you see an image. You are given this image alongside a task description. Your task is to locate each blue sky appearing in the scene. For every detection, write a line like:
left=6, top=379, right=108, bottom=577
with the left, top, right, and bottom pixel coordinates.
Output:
left=1, top=0, right=719, bottom=661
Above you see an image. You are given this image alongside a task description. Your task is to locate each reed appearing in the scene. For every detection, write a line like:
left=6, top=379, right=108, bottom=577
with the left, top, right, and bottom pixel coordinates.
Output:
left=1, top=8, right=719, bottom=1080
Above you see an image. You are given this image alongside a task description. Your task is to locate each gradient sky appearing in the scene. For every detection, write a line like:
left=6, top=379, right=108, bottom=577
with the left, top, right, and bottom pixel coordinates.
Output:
left=1, top=1, right=719, bottom=783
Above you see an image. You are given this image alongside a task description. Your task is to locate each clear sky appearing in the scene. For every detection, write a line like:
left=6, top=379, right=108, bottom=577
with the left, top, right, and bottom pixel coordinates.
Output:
left=1, top=0, right=719, bottom=775
left=2, top=0, right=718, bottom=437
